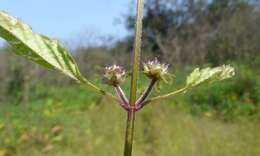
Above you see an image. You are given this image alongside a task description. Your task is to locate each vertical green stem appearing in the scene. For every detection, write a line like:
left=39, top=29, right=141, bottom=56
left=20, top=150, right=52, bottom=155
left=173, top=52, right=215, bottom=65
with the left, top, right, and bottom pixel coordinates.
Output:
left=129, top=0, right=143, bottom=105
left=124, top=0, right=143, bottom=155
left=124, top=109, right=136, bottom=156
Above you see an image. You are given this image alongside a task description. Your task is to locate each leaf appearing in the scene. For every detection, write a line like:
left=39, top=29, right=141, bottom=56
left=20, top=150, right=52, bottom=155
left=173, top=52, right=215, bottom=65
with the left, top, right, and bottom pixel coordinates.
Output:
left=0, top=11, right=118, bottom=100
left=0, top=11, right=82, bottom=81
left=142, top=65, right=235, bottom=106
left=186, top=65, right=235, bottom=88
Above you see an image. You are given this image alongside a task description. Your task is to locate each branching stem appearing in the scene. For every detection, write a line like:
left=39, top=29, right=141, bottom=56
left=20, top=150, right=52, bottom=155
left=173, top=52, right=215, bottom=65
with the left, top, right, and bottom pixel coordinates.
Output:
left=135, top=79, right=157, bottom=110
left=115, top=86, right=130, bottom=110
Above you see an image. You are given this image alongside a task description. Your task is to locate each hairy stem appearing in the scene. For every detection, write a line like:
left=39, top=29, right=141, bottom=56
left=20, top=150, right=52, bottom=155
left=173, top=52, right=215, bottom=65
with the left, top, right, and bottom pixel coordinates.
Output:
left=124, top=109, right=136, bottom=156
left=135, top=79, right=157, bottom=109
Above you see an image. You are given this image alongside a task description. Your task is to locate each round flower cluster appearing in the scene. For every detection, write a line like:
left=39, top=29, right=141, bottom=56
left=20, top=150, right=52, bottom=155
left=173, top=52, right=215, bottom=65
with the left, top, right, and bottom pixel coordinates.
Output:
left=104, top=65, right=126, bottom=86
left=143, top=58, right=169, bottom=82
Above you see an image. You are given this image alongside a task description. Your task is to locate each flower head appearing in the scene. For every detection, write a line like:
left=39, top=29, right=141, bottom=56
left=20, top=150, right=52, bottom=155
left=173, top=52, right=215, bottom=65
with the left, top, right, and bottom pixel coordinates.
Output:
left=104, top=65, right=126, bottom=86
left=143, top=58, right=170, bottom=82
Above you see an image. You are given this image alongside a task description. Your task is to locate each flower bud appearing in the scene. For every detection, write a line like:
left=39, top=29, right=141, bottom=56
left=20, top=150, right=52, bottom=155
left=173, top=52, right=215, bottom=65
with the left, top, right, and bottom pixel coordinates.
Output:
left=143, top=58, right=169, bottom=81
left=104, top=65, right=126, bottom=86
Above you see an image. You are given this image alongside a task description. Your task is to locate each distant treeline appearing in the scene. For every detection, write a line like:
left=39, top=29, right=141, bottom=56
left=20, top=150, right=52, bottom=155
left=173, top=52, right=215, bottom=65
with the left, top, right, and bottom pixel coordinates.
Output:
left=125, top=0, right=260, bottom=65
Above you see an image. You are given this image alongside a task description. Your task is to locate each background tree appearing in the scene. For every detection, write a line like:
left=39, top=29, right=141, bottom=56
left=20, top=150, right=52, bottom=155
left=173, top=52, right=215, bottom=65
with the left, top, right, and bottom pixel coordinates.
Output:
left=125, top=0, right=260, bottom=65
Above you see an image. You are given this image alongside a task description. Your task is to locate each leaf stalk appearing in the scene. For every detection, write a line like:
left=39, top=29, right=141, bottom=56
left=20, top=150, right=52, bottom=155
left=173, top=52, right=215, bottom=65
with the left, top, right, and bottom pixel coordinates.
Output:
left=142, top=87, right=188, bottom=106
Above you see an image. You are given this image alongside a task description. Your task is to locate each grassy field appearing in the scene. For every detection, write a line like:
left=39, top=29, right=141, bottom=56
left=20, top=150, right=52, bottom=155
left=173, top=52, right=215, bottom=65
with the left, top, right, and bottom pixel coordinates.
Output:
left=0, top=64, right=259, bottom=156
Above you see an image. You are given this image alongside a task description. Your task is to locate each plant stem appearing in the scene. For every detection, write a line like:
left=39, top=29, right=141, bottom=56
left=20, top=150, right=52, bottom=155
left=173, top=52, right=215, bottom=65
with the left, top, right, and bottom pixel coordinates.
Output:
left=124, top=108, right=136, bottom=156
left=142, top=87, right=188, bottom=106
left=115, top=86, right=129, bottom=110
left=135, top=79, right=157, bottom=110
left=129, top=0, right=143, bottom=105
left=124, top=0, right=143, bottom=155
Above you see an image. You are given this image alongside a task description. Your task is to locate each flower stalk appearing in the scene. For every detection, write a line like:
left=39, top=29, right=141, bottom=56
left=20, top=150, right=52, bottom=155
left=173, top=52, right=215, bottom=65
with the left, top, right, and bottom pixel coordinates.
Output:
left=115, top=86, right=129, bottom=110
left=135, top=79, right=157, bottom=110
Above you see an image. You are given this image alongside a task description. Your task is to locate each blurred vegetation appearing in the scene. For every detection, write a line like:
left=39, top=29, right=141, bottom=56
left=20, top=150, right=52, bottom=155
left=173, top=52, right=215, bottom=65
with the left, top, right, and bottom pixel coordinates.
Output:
left=0, top=0, right=260, bottom=155
left=0, top=79, right=260, bottom=155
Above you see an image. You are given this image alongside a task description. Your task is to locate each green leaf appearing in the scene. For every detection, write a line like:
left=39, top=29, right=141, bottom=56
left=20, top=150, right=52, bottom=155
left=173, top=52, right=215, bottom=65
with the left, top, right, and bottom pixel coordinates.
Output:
left=186, top=65, right=235, bottom=88
left=143, top=65, right=235, bottom=105
left=0, top=11, right=119, bottom=100
left=0, top=11, right=82, bottom=81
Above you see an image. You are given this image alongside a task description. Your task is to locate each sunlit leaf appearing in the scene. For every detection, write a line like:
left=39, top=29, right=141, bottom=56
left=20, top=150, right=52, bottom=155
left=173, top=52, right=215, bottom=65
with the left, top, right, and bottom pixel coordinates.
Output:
left=0, top=11, right=118, bottom=99
left=186, top=65, right=235, bottom=88
left=145, top=65, right=235, bottom=104
left=0, top=11, right=83, bottom=81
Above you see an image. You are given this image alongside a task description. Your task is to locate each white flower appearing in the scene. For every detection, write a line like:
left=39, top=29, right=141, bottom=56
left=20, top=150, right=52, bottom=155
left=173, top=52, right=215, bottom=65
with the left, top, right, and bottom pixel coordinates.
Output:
left=104, top=65, right=126, bottom=86
left=143, top=58, right=169, bottom=82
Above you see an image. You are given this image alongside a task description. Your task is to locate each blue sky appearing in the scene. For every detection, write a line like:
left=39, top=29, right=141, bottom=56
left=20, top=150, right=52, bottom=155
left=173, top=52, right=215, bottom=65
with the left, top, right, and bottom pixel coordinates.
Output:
left=0, top=0, right=132, bottom=45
